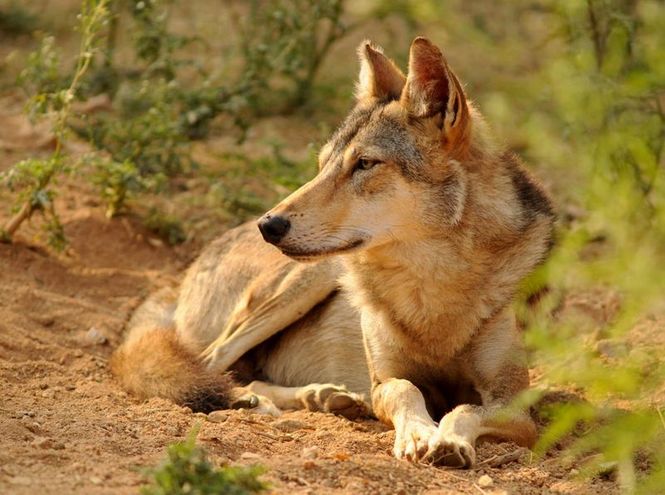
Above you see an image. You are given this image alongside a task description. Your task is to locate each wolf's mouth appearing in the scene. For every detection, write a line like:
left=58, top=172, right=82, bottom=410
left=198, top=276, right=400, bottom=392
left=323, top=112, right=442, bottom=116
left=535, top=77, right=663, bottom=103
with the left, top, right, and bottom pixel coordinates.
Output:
left=280, top=238, right=365, bottom=261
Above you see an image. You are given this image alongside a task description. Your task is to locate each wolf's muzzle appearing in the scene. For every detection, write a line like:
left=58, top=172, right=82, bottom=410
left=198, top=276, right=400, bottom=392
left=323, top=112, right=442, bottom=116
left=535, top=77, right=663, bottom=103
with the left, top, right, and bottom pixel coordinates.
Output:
left=258, top=215, right=291, bottom=245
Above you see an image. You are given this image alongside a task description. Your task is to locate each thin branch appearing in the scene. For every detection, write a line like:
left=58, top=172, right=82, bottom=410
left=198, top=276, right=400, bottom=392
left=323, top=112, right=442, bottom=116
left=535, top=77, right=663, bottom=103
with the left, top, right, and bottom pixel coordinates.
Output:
left=2, top=202, right=33, bottom=239
left=586, top=0, right=605, bottom=70
left=477, top=447, right=529, bottom=468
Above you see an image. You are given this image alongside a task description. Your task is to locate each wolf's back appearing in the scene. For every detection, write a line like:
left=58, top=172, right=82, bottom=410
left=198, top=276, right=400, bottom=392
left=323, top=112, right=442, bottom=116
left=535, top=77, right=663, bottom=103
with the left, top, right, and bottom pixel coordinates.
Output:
left=110, top=287, right=234, bottom=412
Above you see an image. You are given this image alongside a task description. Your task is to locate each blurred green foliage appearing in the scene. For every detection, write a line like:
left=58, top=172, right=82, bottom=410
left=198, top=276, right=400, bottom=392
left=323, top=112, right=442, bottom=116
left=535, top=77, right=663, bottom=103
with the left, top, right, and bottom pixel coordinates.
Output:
left=412, top=1, right=664, bottom=492
left=89, top=157, right=151, bottom=218
left=211, top=143, right=318, bottom=221
left=141, top=426, right=267, bottom=495
left=2, top=0, right=111, bottom=248
left=143, top=207, right=187, bottom=245
left=3, top=0, right=349, bottom=243
left=0, top=1, right=39, bottom=36
left=238, top=0, right=348, bottom=110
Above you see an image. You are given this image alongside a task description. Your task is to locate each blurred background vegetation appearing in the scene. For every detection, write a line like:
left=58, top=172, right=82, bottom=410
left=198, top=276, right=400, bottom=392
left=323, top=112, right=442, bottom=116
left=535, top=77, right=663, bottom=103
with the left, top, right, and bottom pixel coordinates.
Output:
left=0, top=0, right=663, bottom=493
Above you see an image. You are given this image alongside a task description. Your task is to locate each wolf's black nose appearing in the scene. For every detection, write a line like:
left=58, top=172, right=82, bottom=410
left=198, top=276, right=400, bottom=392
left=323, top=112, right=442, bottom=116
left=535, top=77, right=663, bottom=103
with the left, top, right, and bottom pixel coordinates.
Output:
left=258, top=215, right=291, bottom=244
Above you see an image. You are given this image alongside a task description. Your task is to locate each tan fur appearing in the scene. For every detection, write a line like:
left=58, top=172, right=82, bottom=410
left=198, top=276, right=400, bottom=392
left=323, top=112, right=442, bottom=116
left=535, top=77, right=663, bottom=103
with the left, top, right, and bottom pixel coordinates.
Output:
left=110, top=328, right=234, bottom=412
left=112, top=37, right=554, bottom=468
left=112, top=223, right=371, bottom=417
left=259, top=37, right=553, bottom=467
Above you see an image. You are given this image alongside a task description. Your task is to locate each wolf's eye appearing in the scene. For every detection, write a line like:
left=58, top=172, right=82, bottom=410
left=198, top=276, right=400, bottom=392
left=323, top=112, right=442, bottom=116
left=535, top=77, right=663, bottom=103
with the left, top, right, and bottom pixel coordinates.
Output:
left=354, top=158, right=379, bottom=172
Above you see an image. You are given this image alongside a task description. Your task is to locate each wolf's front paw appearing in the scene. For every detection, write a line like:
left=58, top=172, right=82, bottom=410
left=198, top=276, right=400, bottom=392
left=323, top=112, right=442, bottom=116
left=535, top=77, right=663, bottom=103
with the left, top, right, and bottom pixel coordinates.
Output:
left=423, top=431, right=475, bottom=468
left=393, top=420, right=438, bottom=462
left=297, top=384, right=369, bottom=420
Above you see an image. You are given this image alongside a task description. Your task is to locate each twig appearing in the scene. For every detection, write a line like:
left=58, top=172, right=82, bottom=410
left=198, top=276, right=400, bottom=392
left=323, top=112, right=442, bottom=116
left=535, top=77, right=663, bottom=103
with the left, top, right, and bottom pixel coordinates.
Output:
left=656, top=406, right=665, bottom=431
left=2, top=0, right=110, bottom=241
left=586, top=0, right=605, bottom=70
left=2, top=202, right=32, bottom=239
left=255, top=430, right=287, bottom=442
left=477, top=447, right=528, bottom=468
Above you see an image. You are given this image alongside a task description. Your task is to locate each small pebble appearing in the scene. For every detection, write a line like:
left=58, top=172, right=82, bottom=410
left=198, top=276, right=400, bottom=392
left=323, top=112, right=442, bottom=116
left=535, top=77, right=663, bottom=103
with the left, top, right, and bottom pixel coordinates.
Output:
left=598, top=461, right=618, bottom=480
left=478, top=474, right=494, bottom=488
left=207, top=411, right=228, bottom=423
left=39, top=317, right=55, bottom=327
left=41, top=389, right=55, bottom=399
left=23, top=421, right=41, bottom=433
left=240, top=452, right=262, bottom=461
left=345, top=481, right=365, bottom=492
left=90, top=476, right=103, bottom=485
left=595, top=339, right=631, bottom=358
left=34, top=437, right=54, bottom=449
left=273, top=419, right=306, bottom=433
left=301, top=446, right=319, bottom=459
left=333, top=451, right=350, bottom=461
left=85, top=327, right=108, bottom=346
left=303, top=460, right=316, bottom=469
left=9, top=476, right=32, bottom=486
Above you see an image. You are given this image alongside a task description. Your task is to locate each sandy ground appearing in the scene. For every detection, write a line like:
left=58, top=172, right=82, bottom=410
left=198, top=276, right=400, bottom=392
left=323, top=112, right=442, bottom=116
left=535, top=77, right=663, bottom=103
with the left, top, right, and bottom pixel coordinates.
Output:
left=0, top=104, right=629, bottom=494
left=0, top=213, right=620, bottom=495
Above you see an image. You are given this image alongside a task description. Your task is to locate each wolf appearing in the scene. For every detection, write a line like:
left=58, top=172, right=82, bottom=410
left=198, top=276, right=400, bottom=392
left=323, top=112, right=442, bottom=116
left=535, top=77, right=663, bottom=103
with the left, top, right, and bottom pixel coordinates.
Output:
left=112, top=37, right=554, bottom=468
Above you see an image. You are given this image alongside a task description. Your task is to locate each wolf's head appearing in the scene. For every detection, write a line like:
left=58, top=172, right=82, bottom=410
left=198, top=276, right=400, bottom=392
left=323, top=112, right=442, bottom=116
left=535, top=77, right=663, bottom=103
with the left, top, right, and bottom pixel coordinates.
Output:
left=259, top=37, right=481, bottom=260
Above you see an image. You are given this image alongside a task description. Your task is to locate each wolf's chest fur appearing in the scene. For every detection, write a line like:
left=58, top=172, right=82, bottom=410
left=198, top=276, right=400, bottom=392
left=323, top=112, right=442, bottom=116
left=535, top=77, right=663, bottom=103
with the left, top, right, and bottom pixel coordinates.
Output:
left=343, top=238, right=496, bottom=364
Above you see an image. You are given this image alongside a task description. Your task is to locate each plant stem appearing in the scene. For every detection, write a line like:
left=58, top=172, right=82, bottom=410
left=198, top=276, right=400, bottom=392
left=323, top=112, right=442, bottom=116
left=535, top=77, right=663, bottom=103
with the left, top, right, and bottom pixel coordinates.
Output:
left=2, top=202, right=33, bottom=239
left=2, top=0, right=110, bottom=242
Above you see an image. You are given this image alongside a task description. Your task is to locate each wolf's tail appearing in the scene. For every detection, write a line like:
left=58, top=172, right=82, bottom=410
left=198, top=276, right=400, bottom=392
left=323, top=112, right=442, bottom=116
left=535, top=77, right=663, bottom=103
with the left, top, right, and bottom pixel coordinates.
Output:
left=110, top=288, right=234, bottom=412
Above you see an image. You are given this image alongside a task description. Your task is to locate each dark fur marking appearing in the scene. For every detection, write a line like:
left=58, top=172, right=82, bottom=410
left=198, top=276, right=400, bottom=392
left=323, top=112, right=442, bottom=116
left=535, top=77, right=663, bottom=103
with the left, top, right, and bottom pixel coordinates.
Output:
left=451, top=97, right=460, bottom=126
left=182, top=371, right=236, bottom=413
left=505, top=155, right=553, bottom=219
left=329, top=106, right=377, bottom=155
left=363, top=114, right=424, bottom=181
left=504, top=152, right=556, bottom=263
left=542, top=228, right=556, bottom=260
left=327, top=103, right=426, bottom=182
left=436, top=173, right=463, bottom=222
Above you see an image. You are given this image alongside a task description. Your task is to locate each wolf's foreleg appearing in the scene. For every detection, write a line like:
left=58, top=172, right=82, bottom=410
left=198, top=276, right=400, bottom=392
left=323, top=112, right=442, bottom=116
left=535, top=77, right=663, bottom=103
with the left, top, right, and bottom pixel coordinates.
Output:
left=424, top=311, right=537, bottom=468
left=423, top=403, right=536, bottom=468
left=372, top=378, right=439, bottom=462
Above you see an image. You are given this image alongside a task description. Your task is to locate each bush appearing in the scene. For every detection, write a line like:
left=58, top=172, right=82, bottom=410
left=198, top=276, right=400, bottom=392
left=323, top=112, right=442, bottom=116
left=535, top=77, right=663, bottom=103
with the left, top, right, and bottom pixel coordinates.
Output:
left=0, top=2, right=39, bottom=37
left=2, top=0, right=111, bottom=249
left=142, top=426, right=267, bottom=495
left=2, top=0, right=351, bottom=246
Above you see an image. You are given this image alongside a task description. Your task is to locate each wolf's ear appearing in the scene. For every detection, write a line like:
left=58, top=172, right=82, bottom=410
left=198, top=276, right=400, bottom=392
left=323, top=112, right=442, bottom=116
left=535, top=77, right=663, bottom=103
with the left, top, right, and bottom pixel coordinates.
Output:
left=400, top=38, right=469, bottom=136
left=356, top=41, right=406, bottom=101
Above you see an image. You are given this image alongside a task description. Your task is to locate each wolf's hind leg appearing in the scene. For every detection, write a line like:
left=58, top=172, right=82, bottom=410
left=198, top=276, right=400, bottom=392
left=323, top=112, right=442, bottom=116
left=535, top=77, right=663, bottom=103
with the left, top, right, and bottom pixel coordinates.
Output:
left=245, top=381, right=370, bottom=420
left=226, top=386, right=282, bottom=417
left=201, top=261, right=340, bottom=372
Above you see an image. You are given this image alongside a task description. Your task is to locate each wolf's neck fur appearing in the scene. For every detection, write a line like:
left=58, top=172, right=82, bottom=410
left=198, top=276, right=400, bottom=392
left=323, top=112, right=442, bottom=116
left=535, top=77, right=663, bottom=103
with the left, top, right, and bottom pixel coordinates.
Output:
left=342, top=139, right=553, bottom=361
left=343, top=229, right=493, bottom=359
